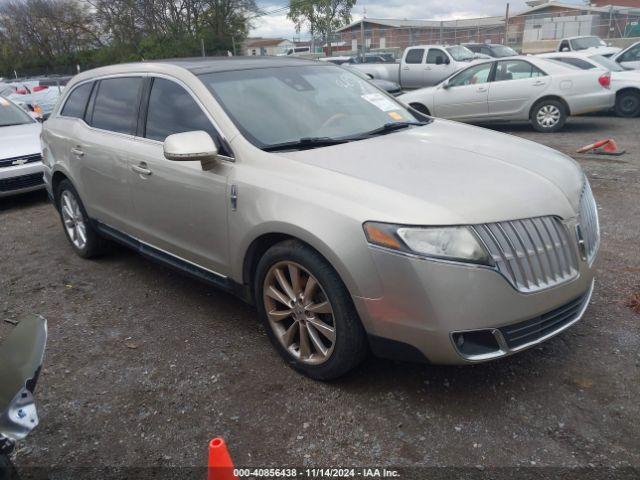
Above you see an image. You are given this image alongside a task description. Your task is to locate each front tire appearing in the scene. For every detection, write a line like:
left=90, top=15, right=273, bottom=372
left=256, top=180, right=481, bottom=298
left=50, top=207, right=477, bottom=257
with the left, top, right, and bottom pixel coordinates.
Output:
left=530, top=99, right=567, bottom=133
left=254, top=240, right=368, bottom=380
left=55, top=180, right=106, bottom=258
left=615, top=90, right=640, bottom=117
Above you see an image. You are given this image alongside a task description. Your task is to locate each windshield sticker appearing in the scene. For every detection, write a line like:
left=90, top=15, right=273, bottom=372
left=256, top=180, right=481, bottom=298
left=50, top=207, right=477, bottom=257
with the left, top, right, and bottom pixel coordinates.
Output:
left=361, top=93, right=398, bottom=112
left=0, top=98, right=9, bottom=107
left=388, top=111, right=403, bottom=121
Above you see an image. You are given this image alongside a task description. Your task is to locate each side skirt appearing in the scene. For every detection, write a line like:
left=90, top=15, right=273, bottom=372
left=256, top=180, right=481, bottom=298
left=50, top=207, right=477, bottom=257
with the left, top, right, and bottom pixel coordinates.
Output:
left=94, top=222, right=251, bottom=302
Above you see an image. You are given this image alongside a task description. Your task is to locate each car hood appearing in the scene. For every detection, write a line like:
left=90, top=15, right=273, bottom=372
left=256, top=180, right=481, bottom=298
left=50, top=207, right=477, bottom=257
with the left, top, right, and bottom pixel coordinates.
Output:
left=0, top=122, right=41, bottom=159
left=277, top=120, right=584, bottom=225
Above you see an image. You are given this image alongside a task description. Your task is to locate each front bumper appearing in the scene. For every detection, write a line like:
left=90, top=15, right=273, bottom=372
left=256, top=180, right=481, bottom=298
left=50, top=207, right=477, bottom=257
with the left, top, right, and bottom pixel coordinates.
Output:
left=353, top=244, right=596, bottom=365
left=0, top=162, right=45, bottom=197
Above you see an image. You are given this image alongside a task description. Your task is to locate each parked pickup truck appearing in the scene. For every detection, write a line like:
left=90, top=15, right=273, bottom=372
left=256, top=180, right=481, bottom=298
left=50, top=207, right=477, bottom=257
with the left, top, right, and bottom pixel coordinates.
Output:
left=351, top=45, right=480, bottom=89
left=557, top=36, right=621, bottom=58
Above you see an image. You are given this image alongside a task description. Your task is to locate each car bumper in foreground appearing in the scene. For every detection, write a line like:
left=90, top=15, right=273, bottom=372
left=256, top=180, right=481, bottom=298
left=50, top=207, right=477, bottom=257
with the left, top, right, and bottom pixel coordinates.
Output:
left=353, top=244, right=596, bottom=365
left=0, top=161, right=45, bottom=197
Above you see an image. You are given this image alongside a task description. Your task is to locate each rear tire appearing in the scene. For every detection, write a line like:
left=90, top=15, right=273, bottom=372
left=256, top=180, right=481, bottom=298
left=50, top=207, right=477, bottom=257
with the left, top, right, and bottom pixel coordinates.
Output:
left=530, top=99, right=567, bottom=133
left=55, top=180, right=107, bottom=259
left=254, top=240, right=368, bottom=380
left=615, top=90, right=640, bottom=117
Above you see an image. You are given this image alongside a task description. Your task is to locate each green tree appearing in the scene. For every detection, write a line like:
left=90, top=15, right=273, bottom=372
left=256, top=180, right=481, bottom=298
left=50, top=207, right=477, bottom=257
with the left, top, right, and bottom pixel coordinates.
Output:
left=287, top=0, right=356, bottom=56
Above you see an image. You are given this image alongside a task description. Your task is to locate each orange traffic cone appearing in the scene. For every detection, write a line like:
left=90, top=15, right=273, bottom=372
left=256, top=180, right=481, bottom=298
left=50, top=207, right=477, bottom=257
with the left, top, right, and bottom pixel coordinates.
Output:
left=576, top=138, right=625, bottom=156
left=208, top=437, right=237, bottom=480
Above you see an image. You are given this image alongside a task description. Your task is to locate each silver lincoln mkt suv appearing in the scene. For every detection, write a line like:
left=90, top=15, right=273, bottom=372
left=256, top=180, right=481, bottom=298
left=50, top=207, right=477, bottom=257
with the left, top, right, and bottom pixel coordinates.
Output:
left=41, top=57, right=599, bottom=380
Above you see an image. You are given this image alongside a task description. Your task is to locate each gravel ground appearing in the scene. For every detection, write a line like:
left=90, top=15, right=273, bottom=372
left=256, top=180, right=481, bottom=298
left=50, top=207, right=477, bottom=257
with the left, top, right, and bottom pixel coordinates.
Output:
left=1, top=115, right=639, bottom=477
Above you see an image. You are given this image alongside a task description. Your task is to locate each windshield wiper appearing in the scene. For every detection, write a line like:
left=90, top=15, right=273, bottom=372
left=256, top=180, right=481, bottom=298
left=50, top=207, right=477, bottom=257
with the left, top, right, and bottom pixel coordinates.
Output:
left=262, top=137, right=349, bottom=152
left=346, top=121, right=428, bottom=140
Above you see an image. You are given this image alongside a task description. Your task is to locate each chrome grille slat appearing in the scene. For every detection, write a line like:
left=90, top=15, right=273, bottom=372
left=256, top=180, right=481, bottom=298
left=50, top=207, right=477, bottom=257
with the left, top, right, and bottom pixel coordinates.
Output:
left=473, top=216, right=579, bottom=294
left=578, top=180, right=600, bottom=264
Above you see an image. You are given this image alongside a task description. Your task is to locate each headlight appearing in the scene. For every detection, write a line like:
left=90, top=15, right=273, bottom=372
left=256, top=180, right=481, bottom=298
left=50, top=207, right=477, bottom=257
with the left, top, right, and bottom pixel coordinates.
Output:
left=363, top=222, right=492, bottom=265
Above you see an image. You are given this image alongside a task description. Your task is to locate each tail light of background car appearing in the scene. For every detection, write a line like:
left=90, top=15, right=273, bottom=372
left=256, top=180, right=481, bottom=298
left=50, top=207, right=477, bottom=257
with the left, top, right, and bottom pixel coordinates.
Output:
left=598, top=73, right=611, bottom=89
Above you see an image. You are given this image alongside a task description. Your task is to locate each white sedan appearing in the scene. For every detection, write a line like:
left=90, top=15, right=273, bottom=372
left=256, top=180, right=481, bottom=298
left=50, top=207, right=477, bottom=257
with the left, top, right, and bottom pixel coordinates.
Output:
left=0, top=96, right=44, bottom=197
left=539, top=51, right=640, bottom=117
left=398, top=56, right=615, bottom=132
left=612, top=41, right=640, bottom=70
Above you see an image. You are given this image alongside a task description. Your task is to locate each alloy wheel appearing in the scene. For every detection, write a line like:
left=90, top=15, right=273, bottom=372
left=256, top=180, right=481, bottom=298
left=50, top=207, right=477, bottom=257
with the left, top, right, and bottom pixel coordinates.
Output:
left=263, top=261, right=336, bottom=365
left=60, top=190, right=87, bottom=250
left=536, top=105, right=561, bottom=128
left=619, top=95, right=639, bottom=116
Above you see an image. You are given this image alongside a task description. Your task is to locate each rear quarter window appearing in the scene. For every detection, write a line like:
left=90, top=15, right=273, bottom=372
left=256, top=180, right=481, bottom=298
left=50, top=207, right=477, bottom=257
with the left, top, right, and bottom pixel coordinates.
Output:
left=60, top=82, right=94, bottom=118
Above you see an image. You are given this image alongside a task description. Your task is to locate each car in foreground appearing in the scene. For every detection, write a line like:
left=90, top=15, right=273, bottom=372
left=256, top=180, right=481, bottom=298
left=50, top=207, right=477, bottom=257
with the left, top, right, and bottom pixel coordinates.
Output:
left=42, top=57, right=599, bottom=380
left=398, top=56, right=614, bottom=132
left=462, top=43, right=519, bottom=58
left=557, top=35, right=621, bottom=58
left=0, top=96, right=44, bottom=197
left=538, top=52, right=640, bottom=117
left=612, top=41, right=640, bottom=70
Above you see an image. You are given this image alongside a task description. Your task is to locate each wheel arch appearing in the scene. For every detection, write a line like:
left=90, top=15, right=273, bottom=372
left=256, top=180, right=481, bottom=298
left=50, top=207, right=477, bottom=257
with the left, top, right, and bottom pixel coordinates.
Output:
left=409, top=102, right=431, bottom=116
left=51, top=169, right=73, bottom=208
left=238, top=223, right=381, bottom=303
left=530, top=95, right=571, bottom=117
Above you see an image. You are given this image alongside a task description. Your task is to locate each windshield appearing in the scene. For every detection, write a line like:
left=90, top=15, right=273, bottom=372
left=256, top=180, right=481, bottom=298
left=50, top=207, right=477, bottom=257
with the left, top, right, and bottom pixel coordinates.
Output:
left=199, top=65, right=420, bottom=149
left=589, top=54, right=626, bottom=72
left=571, top=36, right=606, bottom=50
left=0, top=97, right=34, bottom=126
left=492, top=45, right=518, bottom=57
left=446, top=46, right=475, bottom=61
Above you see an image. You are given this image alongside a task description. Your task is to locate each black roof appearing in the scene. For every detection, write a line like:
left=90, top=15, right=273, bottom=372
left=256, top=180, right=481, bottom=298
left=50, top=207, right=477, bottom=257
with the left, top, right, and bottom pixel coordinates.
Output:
left=152, top=56, right=324, bottom=74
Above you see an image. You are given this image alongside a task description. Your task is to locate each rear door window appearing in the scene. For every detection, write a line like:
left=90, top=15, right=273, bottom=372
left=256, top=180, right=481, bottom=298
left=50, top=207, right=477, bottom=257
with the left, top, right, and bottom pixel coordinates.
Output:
left=60, top=82, right=94, bottom=119
left=405, top=49, right=425, bottom=64
left=620, top=44, right=640, bottom=62
left=90, top=77, right=143, bottom=135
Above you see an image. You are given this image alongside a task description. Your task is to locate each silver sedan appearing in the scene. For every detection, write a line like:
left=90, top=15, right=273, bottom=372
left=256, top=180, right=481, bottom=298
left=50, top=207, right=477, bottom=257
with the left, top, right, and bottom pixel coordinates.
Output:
left=398, top=56, right=615, bottom=132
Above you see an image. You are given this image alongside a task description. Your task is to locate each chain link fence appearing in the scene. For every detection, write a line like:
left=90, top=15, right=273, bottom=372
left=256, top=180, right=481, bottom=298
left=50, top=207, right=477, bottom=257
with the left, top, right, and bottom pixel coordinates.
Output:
left=319, top=6, right=640, bottom=59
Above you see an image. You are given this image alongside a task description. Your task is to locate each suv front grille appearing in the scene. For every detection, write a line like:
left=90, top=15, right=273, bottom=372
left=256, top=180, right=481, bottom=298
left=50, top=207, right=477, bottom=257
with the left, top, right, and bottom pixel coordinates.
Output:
left=472, top=216, right=578, bottom=293
left=578, top=180, right=599, bottom=264
left=0, top=153, right=42, bottom=169
left=499, top=290, right=591, bottom=349
left=0, top=173, right=44, bottom=192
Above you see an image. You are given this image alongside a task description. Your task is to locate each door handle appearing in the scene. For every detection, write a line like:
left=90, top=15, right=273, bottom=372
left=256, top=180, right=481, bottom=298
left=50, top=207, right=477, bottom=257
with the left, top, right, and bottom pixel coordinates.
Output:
left=533, top=81, right=546, bottom=86
left=131, top=163, right=152, bottom=177
left=477, top=87, right=488, bottom=92
left=402, top=67, right=410, bottom=70
left=70, top=147, right=84, bottom=157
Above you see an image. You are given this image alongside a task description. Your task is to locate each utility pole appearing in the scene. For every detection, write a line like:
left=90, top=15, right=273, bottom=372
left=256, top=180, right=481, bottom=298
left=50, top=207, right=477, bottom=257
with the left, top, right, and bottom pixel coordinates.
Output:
left=201, top=38, right=206, bottom=57
left=360, top=9, right=366, bottom=61
left=231, top=36, right=236, bottom=56
left=504, top=3, right=510, bottom=46
left=439, top=21, right=444, bottom=44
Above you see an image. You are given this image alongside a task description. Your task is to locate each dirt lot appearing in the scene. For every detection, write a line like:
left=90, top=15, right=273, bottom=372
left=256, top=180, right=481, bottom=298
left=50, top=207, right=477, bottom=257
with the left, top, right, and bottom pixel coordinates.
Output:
left=1, top=115, right=639, bottom=477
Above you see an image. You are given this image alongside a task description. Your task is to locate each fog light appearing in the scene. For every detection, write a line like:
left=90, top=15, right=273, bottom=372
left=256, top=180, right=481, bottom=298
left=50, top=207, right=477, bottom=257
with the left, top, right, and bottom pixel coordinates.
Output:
left=452, top=330, right=502, bottom=358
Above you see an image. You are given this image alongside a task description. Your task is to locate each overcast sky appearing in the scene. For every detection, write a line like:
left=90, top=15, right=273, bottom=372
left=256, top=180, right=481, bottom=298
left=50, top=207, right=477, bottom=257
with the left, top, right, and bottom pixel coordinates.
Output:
left=251, top=0, right=585, bottom=39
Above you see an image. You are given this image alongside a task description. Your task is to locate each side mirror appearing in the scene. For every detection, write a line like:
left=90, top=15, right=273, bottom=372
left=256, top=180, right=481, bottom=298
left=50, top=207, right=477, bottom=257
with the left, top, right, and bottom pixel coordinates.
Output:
left=445, top=57, right=451, bottom=65
left=442, top=80, right=451, bottom=89
left=164, top=131, right=219, bottom=168
left=561, top=47, right=570, bottom=52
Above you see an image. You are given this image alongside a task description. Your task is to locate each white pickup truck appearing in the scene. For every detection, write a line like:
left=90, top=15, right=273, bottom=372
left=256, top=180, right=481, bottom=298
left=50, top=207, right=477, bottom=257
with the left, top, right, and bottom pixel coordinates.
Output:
left=351, top=45, right=480, bottom=89
left=557, top=36, right=621, bottom=58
